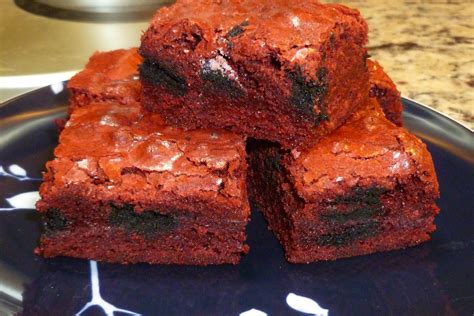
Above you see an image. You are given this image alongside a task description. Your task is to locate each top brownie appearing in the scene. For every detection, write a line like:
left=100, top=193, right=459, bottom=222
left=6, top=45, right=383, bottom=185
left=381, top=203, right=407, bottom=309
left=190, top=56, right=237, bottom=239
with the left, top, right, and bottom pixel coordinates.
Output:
left=68, top=48, right=142, bottom=110
left=140, top=0, right=370, bottom=150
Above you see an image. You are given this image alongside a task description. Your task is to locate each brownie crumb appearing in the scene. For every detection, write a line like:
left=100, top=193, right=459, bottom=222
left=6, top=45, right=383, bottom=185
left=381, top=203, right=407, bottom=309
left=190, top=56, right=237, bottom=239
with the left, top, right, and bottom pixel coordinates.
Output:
left=44, top=209, right=68, bottom=234
left=109, top=204, right=177, bottom=237
left=316, top=221, right=380, bottom=246
left=226, top=21, right=249, bottom=38
left=269, top=53, right=282, bottom=71
left=329, top=32, right=336, bottom=51
left=139, top=59, right=187, bottom=96
left=289, top=66, right=329, bottom=124
left=369, top=85, right=387, bottom=98
left=186, top=29, right=203, bottom=51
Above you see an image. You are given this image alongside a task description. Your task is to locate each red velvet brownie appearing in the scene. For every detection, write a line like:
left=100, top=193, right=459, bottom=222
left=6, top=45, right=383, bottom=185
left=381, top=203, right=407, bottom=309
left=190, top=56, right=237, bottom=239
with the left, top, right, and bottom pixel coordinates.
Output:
left=248, top=98, right=439, bottom=263
left=368, top=59, right=403, bottom=126
left=36, top=101, right=250, bottom=265
left=68, top=48, right=142, bottom=110
left=140, top=0, right=370, bottom=149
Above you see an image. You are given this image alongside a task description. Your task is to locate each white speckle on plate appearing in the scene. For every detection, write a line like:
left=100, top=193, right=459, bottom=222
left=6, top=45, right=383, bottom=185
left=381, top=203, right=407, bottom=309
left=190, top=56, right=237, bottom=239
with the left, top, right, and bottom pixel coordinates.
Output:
left=8, top=164, right=27, bottom=177
left=1, top=191, right=40, bottom=211
left=0, top=164, right=41, bottom=182
left=239, top=308, right=267, bottom=316
left=286, top=293, right=329, bottom=316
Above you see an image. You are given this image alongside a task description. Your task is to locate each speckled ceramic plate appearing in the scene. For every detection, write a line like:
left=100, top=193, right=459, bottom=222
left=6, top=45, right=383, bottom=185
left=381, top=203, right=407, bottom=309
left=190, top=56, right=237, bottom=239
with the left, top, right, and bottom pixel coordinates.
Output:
left=1, top=83, right=473, bottom=316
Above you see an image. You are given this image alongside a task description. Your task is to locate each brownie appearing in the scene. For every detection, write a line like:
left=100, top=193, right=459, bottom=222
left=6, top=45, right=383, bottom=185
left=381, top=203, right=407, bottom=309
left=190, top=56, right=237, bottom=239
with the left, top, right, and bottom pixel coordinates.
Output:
left=139, top=0, right=370, bottom=149
left=68, top=48, right=142, bottom=110
left=69, top=49, right=402, bottom=130
left=36, top=100, right=250, bottom=265
left=368, top=59, right=403, bottom=126
left=248, top=98, right=439, bottom=263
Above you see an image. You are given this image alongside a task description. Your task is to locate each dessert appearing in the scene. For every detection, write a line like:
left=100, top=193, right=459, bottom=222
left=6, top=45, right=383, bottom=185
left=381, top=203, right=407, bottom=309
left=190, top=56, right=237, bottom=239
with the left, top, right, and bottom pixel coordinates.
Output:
left=36, top=100, right=250, bottom=265
left=68, top=48, right=403, bottom=128
left=368, top=59, right=404, bottom=126
left=68, top=48, right=142, bottom=110
left=34, top=0, right=441, bottom=266
left=139, top=0, right=370, bottom=149
left=248, top=98, right=439, bottom=263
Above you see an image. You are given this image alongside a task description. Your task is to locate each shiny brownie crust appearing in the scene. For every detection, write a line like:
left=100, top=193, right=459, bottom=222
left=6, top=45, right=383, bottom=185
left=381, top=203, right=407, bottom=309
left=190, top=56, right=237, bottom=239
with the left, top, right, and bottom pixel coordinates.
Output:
left=140, top=0, right=370, bottom=150
left=248, top=99, right=439, bottom=263
left=36, top=101, right=250, bottom=265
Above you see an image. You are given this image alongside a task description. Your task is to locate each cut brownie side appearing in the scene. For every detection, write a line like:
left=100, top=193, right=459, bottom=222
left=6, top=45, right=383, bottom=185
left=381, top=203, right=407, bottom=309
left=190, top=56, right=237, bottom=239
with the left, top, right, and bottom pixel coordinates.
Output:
left=368, top=59, right=403, bottom=126
left=36, top=101, right=250, bottom=265
left=140, top=0, right=370, bottom=150
left=68, top=48, right=142, bottom=110
left=68, top=50, right=402, bottom=130
left=248, top=98, right=439, bottom=263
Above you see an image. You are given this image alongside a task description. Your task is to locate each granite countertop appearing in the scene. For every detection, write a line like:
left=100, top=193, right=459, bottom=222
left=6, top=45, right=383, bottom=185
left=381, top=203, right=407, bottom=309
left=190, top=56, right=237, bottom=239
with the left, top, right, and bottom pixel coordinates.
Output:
left=323, top=0, right=474, bottom=129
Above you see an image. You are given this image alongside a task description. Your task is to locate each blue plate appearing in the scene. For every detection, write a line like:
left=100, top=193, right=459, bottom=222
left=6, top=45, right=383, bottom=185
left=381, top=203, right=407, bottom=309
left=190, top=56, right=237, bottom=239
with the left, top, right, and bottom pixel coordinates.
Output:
left=1, top=83, right=473, bottom=316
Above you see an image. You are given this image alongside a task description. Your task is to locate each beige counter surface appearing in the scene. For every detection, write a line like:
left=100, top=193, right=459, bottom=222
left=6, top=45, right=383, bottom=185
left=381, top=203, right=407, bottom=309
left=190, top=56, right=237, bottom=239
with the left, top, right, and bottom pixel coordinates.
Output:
left=1, top=0, right=473, bottom=129
left=323, top=0, right=474, bottom=129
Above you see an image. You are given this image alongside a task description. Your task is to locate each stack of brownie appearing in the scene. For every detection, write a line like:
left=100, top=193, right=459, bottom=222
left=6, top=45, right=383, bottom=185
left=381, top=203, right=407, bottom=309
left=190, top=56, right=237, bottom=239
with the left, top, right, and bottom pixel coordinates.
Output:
left=36, top=0, right=440, bottom=264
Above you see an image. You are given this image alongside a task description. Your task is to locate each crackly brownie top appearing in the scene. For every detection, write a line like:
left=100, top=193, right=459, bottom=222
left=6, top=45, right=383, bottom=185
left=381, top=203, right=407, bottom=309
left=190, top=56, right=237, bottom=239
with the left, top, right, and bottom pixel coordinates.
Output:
left=141, top=0, right=367, bottom=73
left=286, top=98, right=439, bottom=201
left=68, top=48, right=142, bottom=96
left=45, top=101, right=247, bottom=206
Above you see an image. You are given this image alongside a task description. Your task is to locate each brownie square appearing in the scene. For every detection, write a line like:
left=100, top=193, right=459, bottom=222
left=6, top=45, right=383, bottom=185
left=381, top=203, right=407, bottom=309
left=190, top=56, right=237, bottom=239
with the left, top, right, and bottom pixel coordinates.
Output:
left=36, top=100, right=250, bottom=265
left=248, top=98, right=439, bottom=263
left=68, top=48, right=142, bottom=110
left=139, top=0, right=370, bottom=150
